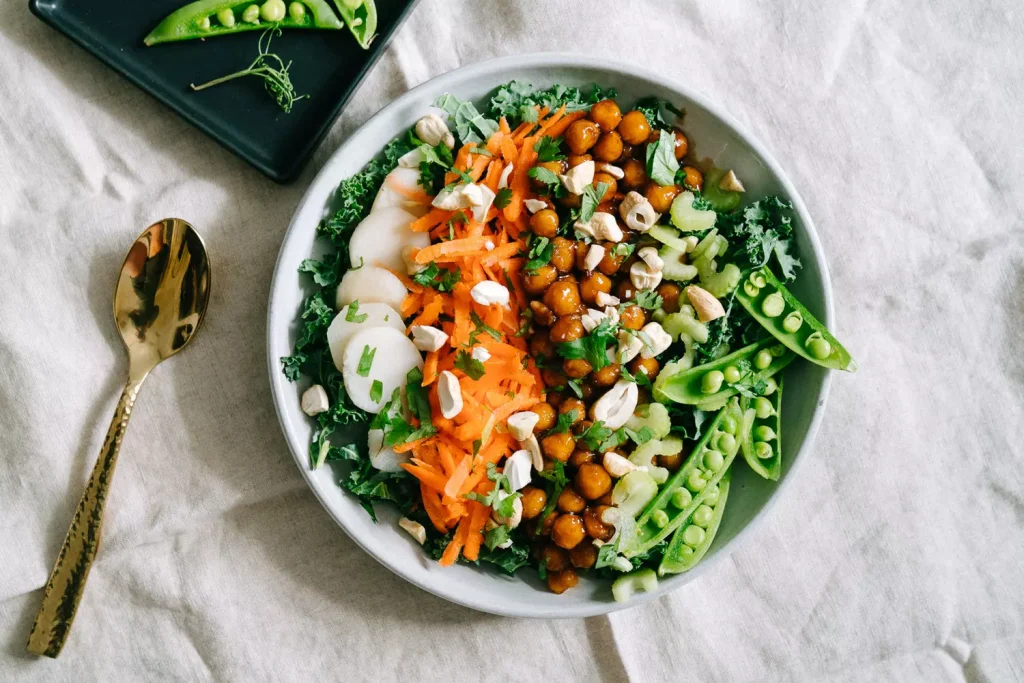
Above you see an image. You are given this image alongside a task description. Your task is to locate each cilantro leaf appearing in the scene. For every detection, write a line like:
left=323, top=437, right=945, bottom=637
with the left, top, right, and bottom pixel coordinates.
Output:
left=524, top=234, right=554, bottom=272
left=494, top=187, right=513, bottom=209
left=625, top=426, right=654, bottom=446
left=484, top=525, right=511, bottom=551
left=412, top=263, right=461, bottom=292
left=528, top=165, right=561, bottom=188
left=454, top=349, right=486, bottom=380
left=555, top=318, right=618, bottom=370
left=533, top=136, right=565, bottom=162
left=577, top=420, right=613, bottom=451
left=468, top=312, right=502, bottom=345
left=634, top=289, right=663, bottom=310
left=543, top=408, right=579, bottom=436
left=634, top=96, right=686, bottom=130
left=580, top=182, right=609, bottom=223
left=599, top=428, right=628, bottom=452
left=646, top=129, right=681, bottom=187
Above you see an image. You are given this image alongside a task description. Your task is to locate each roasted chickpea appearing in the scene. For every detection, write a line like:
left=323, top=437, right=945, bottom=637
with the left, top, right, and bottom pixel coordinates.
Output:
left=530, top=209, right=560, bottom=238
left=530, top=402, right=556, bottom=432
left=657, top=453, right=684, bottom=472
left=645, top=182, right=681, bottom=213
left=592, top=131, right=624, bottom=163
left=563, top=358, right=593, bottom=379
left=523, top=264, right=557, bottom=295
left=550, top=315, right=584, bottom=343
left=530, top=300, right=556, bottom=327
left=579, top=271, right=612, bottom=306
left=557, top=192, right=582, bottom=209
left=575, top=463, right=612, bottom=500
left=584, top=505, right=615, bottom=541
left=521, top=486, right=547, bottom=519
left=552, top=513, right=586, bottom=549
left=617, top=142, right=634, bottom=163
left=541, top=431, right=576, bottom=462
left=681, top=165, right=704, bottom=190
left=598, top=244, right=625, bottom=276
left=546, top=390, right=566, bottom=409
left=657, top=282, right=683, bottom=313
left=567, top=153, right=592, bottom=168
left=619, top=110, right=652, bottom=145
left=529, top=330, right=554, bottom=358
left=569, top=541, right=599, bottom=569
left=621, top=158, right=648, bottom=190
left=547, top=568, right=579, bottom=594
left=596, top=492, right=614, bottom=506
left=559, top=398, right=586, bottom=425
left=615, top=279, right=636, bottom=302
left=673, top=130, right=689, bottom=159
left=557, top=486, right=587, bottom=514
left=565, top=119, right=600, bottom=154
left=541, top=368, right=566, bottom=391
left=569, top=448, right=596, bottom=468
left=590, top=99, right=622, bottom=131
left=539, top=510, right=558, bottom=535
left=620, top=305, right=646, bottom=330
left=592, top=172, right=618, bottom=200
left=541, top=544, right=570, bottom=572
left=592, top=363, right=622, bottom=387
left=549, top=237, right=576, bottom=273
left=534, top=159, right=567, bottom=180
left=629, top=356, right=660, bottom=380
left=543, top=279, right=582, bottom=317
left=579, top=382, right=595, bottom=400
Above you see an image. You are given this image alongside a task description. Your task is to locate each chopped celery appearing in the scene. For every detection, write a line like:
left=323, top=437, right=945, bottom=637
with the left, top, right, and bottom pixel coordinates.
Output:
left=658, top=244, right=699, bottom=282
left=611, top=470, right=659, bottom=518
left=612, top=568, right=658, bottom=602
left=625, top=403, right=672, bottom=439
left=702, top=168, right=743, bottom=212
left=669, top=191, right=717, bottom=232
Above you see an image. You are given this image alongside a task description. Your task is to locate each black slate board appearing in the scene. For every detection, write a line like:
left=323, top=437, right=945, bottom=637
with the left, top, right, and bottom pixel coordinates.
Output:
left=29, top=0, right=419, bottom=182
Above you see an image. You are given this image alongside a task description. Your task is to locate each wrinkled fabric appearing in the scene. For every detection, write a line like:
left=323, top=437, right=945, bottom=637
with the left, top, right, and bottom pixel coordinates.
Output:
left=2, top=0, right=1023, bottom=681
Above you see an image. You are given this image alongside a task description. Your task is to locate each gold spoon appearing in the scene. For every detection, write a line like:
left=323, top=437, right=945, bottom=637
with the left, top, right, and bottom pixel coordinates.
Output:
left=26, top=218, right=211, bottom=658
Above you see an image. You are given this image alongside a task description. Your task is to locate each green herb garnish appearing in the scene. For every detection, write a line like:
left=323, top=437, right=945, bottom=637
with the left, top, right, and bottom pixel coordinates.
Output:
left=646, top=129, right=680, bottom=187
left=454, top=349, right=486, bottom=380
left=534, top=136, right=565, bottom=162
left=345, top=300, right=369, bottom=323
left=356, top=345, right=376, bottom=377
left=580, top=182, right=609, bottom=223
left=369, top=379, right=383, bottom=403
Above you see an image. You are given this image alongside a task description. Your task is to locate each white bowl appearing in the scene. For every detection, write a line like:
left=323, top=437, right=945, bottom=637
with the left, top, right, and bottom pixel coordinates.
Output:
left=267, top=53, right=834, bottom=618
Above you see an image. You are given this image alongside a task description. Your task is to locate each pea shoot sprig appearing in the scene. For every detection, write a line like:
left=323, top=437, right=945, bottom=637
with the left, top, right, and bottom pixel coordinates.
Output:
left=190, top=27, right=305, bottom=113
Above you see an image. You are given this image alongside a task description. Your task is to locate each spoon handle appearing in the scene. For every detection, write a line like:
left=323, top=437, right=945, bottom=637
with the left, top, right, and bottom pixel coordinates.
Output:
left=27, top=374, right=148, bottom=658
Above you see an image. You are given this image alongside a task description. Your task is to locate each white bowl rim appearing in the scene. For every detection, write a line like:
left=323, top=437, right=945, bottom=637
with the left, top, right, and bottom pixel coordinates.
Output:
left=266, top=52, right=835, bottom=618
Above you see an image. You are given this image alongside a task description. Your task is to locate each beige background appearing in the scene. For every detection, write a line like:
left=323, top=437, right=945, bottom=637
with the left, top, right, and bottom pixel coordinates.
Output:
left=2, top=0, right=1023, bottom=681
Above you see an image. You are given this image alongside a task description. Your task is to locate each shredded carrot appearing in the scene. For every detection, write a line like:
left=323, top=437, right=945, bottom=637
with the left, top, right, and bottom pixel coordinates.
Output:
left=415, top=236, right=492, bottom=264
left=410, top=207, right=451, bottom=232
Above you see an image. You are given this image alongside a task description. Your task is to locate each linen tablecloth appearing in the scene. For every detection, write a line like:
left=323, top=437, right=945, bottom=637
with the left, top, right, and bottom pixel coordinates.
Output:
left=2, top=0, right=1023, bottom=680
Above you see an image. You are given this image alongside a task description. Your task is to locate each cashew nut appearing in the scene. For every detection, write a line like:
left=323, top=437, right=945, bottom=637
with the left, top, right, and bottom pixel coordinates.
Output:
left=619, top=191, right=660, bottom=233
left=411, top=325, right=449, bottom=352
left=398, top=517, right=427, bottom=545
left=719, top=169, right=745, bottom=193
left=507, top=411, right=540, bottom=441
left=584, top=244, right=606, bottom=272
left=685, top=285, right=726, bottom=322
left=415, top=113, right=454, bottom=148
left=560, top=160, right=595, bottom=195
left=438, top=370, right=463, bottom=419
left=300, top=384, right=329, bottom=416
left=630, top=261, right=663, bottom=291
left=590, top=379, right=639, bottom=429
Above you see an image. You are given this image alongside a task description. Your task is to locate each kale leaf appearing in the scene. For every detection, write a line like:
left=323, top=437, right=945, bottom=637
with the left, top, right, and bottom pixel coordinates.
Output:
left=488, top=81, right=616, bottom=126
left=718, top=196, right=802, bottom=280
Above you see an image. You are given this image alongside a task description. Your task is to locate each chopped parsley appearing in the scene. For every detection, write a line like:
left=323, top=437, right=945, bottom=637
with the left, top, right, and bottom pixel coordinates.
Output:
left=356, top=345, right=376, bottom=377
left=412, top=263, right=461, bottom=292
left=543, top=408, right=579, bottom=436
left=454, top=349, right=486, bottom=380
left=634, top=289, right=664, bottom=310
left=533, top=136, right=565, bottom=162
left=555, top=318, right=617, bottom=370
left=524, top=234, right=554, bottom=272
left=577, top=420, right=613, bottom=451
left=345, top=300, right=369, bottom=323
left=580, top=181, right=609, bottom=223
left=369, top=379, right=383, bottom=404
left=494, top=187, right=513, bottom=209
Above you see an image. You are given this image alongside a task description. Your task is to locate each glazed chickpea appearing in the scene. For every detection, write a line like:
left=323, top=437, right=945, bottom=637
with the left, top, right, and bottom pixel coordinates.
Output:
left=645, top=182, right=681, bottom=213
left=617, top=142, right=634, bottom=163
left=589, top=99, right=622, bottom=131
left=596, top=492, right=614, bottom=506
left=541, top=544, right=570, bottom=572
left=569, top=541, right=599, bottom=569
left=681, top=165, right=704, bottom=190
left=552, top=513, right=586, bottom=549
left=557, top=192, right=582, bottom=210
left=579, top=271, right=612, bottom=306
left=547, top=568, right=579, bottom=594
left=592, top=362, right=621, bottom=387
left=565, top=119, right=600, bottom=154
left=530, top=209, right=560, bottom=238
left=615, top=279, right=636, bottom=302
left=592, top=131, right=624, bottom=163
left=521, top=486, right=547, bottom=519
left=541, top=368, right=566, bottom=391
left=543, top=279, right=582, bottom=317
left=629, top=356, right=660, bottom=380
left=530, top=402, right=556, bottom=432
left=550, top=315, right=584, bottom=343
left=621, top=158, right=648, bottom=190
left=559, top=398, right=586, bottom=425
left=657, top=453, right=684, bottom=472
left=563, top=358, right=593, bottom=379
left=546, top=390, right=566, bottom=409
left=673, top=130, right=689, bottom=159
left=535, top=159, right=566, bottom=178
left=529, top=330, right=554, bottom=358
left=541, top=431, right=576, bottom=462
left=592, top=172, right=618, bottom=200
left=597, top=246, right=625, bottom=277
left=620, top=305, right=646, bottom=330
left=619, top=110, right=652, bottom=145
left=523, top=264, right=557, bottom=295
left=530, top=300, right=556, bottom=327
left=549, top=237, right=576, bottom=273
left=584, top=505, right=615, bottom=541
left=657, top=282, right=683, bottom=313
left=557, top=486, right=587, bottom=514
left=579, top=382, right=595, bottom=400
left=567, top=153, right=592, bottom=168
left=575, top=463, right=612, bottom=500
left=569, top=448, right=596, bottom=468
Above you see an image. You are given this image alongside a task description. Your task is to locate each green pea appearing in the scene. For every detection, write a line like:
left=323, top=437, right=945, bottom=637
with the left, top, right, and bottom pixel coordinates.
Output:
left=754, top=425, right=777, bottom=442
left=216, top=8, right=235, bottom=26
left=242, top=4, right=260, bottom=22
left=761, top=292, right=785, bottom=317
left=723, top=365, right=741, bottom=384
left=671, top=487, right=693, bottom=509
left=652, top=509, right=670, bottom=529
left=760, top=377, right=777, bottom=396
left=677, top=544, right=695, bottom=561
left=714, top=432, right=736, bottom=454
left=805, top=332, right=832, bottom=360
left=686, top=468, right=707, bottom=492
left=754, top=397, right=774, bottom=419
left=749, top=271, right=767, bottom=288
left=755, top=441, right=773, bottom=459
left=288, top=1, right=306, bottom=20
left=769, top=343, right=787, bottom=357
left=754, top=349, right=772, bottom=370
left=703, top=484, right=721, bottom=505
left=261, top=0, right=286, bottom=21
left=743, top=281, right=760, bottom=297
left=198, top=15, right=211, bottom=29
left=682, top=525, right=706, bottom=547
left=783, top=311, right=803, bottom=333
left=702, top=468, right=715, bottom=480
left=701, top=370, right=724, bottom=394
left=702, top=449, right=725, bottom=472
left=693, top=505, right=714, bottom=528
left=721, top=415, right=738, bottom=435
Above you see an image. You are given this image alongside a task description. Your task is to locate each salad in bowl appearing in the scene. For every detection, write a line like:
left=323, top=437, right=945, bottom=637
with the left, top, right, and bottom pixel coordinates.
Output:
left=278, top=78, right=855, bottom=603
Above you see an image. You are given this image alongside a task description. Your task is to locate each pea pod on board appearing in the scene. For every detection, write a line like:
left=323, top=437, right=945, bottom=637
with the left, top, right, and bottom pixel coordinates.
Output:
left=144, top=0, right=344, bottom=46
left=740, top=376, right=783, bottom=481
left=653, top=337, right=795, bottom=406
left=332, top=0, right=377, bottom=49
left=659, top=469, right=731, bottom=575
left=621, top=399, right=743, bottom=558
left=735, top=265, right=857, bottom=372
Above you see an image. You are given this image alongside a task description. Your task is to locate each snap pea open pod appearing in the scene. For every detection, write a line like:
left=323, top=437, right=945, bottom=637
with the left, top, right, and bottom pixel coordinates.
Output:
left=331, top=0, right=377, bottom=49
left=144, top=0, right=343, bottom=46
left=739, top=376, right=783, bottom=480
left=653, top=337, right=795, bottom=406
left=621, top=399, right=743, bottom=558
left=735, top=265, right=857, bottom=372
left=658, top=469, right=731, bottom=575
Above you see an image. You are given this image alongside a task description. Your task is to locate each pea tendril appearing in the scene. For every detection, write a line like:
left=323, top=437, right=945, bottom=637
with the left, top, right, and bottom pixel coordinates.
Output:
left=190, top=28, right=305, bottom=113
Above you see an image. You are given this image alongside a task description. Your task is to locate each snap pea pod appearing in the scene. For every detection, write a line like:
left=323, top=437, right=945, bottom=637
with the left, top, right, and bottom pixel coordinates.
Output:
left=740, top=376, right=783, bottom=480
left=332, top=0, right=377, bottom=49
left=653, top=337, right=794, bottom=406
left=621, top=399, right=743, bottom=558
left=658, top=469, right=731, bottom=575
left=735, top=265, right=857, bottom=372
left=144, top=0, right=343, bottom=46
